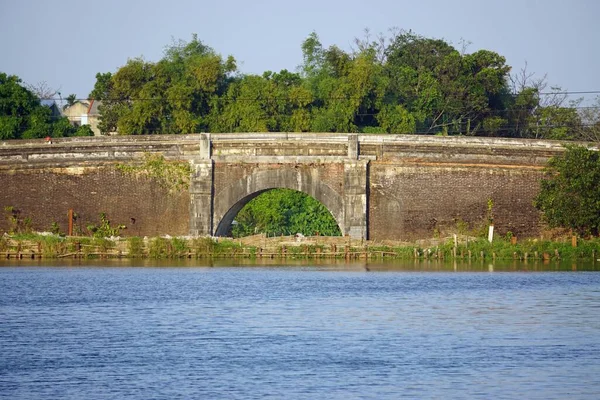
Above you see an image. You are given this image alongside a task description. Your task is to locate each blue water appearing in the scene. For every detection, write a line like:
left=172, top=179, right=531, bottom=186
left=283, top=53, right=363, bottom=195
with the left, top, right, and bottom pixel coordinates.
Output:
left=1, top=260, right=600, bottom=399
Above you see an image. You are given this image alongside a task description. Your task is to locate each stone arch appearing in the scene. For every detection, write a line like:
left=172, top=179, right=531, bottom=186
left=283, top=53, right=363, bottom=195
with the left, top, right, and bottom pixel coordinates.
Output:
left=213, top=168, right=344, bottom=236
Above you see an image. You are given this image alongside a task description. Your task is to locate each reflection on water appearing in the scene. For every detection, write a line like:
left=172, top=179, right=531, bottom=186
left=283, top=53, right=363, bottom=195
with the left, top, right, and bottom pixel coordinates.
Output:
left=1, top=257, right=598, bottom=272
left=1, top=260, right=600, bottom=399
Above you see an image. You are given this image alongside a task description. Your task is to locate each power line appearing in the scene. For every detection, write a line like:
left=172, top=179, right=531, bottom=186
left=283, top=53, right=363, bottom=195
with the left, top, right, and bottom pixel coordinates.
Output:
left=538, top=90, right=600, bottom=95
left=39, top=89, right=600, bottom=103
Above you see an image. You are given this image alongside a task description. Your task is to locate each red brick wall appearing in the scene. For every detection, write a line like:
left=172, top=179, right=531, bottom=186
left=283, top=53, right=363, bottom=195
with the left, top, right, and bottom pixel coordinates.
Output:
left=0, top=166, right=189, bottom=236
left=0, top=157, right=547, bottom=241
left=368, top=163, right=544, bottom=241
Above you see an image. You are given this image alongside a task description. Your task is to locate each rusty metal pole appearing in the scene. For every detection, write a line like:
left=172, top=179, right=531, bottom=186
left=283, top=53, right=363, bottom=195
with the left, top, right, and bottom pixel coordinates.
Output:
left=68, top=209, right=73, bottom=236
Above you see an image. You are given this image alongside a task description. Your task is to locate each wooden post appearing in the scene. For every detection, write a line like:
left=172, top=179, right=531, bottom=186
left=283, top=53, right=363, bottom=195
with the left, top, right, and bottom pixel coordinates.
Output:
left=571, top=236, right=577, bottom=248
left=511, top=236, right=517, bottom=245
left=453, top=233, right=457, bottom=259
left=68, top=209, right=74, bottom=236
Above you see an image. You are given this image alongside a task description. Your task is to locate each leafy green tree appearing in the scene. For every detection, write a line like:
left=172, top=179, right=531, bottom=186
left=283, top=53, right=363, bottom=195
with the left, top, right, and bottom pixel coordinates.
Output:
left=208, top=70, right=312, bottom=132
left=231, top=189, right=341, bottom=237
left=299, top=33, right=388, bottom=133
left=64, top=94, right=77, bottom=109
left=0, top=72, right=80, bottom=139
left=91, top=34, right=236, bottom=135
left=88, top=30, right=588, bottom=139
left=0, top=73, right=41, bottom=139
left=73, top=124, right=94, bottom=136
left=534, top=145, right=600, bottom=236
left=89, top=72, right=113, bottom=101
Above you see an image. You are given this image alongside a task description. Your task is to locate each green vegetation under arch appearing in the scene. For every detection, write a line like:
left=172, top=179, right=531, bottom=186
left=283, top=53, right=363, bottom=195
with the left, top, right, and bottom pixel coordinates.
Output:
left=229, top=188, right=342, bottom=238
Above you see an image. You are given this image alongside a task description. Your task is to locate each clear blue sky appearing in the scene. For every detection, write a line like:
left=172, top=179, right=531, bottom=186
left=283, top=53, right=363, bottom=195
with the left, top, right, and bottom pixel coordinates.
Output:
left=1, top=0, right=598, bottom=102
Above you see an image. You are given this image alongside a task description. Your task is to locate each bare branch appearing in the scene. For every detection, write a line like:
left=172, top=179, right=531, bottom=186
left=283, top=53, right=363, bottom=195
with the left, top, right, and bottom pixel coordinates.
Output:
left=25, top=81, right=60, bottom=99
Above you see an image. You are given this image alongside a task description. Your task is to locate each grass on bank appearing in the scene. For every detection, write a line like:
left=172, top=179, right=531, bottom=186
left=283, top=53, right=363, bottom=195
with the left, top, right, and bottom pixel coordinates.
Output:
left=1, top=233, right=599, bottom=261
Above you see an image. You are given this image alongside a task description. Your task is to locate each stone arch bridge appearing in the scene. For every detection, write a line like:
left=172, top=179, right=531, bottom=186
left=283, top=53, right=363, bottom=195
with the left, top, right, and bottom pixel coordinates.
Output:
left=0, top=133, right=570, bottom=240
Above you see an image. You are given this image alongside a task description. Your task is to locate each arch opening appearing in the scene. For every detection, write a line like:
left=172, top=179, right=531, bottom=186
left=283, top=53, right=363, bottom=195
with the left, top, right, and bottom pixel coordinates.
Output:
left=212, top=168, right=346, bottom=237
left=216, top=188, right=343, bottom=238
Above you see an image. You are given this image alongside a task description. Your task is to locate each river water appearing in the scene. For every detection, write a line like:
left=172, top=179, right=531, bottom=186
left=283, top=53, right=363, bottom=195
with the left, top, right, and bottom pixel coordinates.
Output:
left=1, top=259, right=600, bottom=399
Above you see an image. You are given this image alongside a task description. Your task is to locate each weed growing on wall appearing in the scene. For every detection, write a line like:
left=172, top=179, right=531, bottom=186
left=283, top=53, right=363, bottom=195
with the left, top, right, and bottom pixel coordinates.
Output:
left=87, top=213, right=126, bottom=238
left=116, top=153, right=191, bottom=193
left=3, top=206, right=33, bottom=234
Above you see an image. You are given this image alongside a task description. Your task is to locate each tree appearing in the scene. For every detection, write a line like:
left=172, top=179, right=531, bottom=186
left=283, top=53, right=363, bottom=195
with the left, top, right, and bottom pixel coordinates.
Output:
left=208, top=70, right=312, bottom=132
left=534, top=145, right=600, bottom=236
left=0, top=72, right=40, bottom=139
left=0, top=72, right=80, bottom=139
left=25, top=81, right=58, bottom=99
left=91, top=34, right=237, bottom=135
left=87, top=29, right=588, bottom=139
left=65, top=94, right=77, bottom=109
left=505, top=65, right=584, bottom=139
left=231, top=189, right=341, bottom=237
left=575, top=96, right=600, bottom=142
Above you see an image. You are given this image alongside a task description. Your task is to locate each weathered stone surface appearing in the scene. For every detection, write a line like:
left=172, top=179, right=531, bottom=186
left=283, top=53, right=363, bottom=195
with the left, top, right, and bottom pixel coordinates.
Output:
left=0, top=133, right=587, bottom=240
left=189, top=160, right=214, bottom=236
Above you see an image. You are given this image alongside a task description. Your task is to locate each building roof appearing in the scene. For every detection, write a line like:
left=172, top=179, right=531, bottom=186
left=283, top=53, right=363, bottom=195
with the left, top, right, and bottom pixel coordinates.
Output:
left=40, top=99, right=57, bottom=107
left=87, top=99, right=101, bottom=115
left=61, top=99, right=102, bottom=116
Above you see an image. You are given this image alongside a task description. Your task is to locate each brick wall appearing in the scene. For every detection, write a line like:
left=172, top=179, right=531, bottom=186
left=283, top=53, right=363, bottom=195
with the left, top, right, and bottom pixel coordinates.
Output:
left=368, top=163, right=544, bottom=241
left=0, top=134, right=570, bottom=241
left=0, top=165, right=189, bottom=236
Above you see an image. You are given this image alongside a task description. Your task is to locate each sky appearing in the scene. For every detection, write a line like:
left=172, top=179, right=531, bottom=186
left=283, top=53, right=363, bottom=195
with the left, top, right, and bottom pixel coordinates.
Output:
left=1, top=0, right=599, bottom=103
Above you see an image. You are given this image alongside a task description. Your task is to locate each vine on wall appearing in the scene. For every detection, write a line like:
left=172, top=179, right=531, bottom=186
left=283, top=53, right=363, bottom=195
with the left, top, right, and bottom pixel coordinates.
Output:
left=116, top=153, right=191, bottom=193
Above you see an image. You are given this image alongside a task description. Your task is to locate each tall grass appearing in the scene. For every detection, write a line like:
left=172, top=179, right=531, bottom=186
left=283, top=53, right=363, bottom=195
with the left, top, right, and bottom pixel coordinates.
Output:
left=0, top=233, right=597, bottom=261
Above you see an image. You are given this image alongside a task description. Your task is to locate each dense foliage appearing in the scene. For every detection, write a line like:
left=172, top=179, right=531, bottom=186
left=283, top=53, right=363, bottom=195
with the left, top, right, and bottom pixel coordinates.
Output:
left=0, top=73, right=93, bottom=139
left=230, top=189, right=341, bottom=238
left=534, top=145, right=600, bottom=236
left=84, top=30, right=599, bottom=139
left=89, top=34, right=236, bottom=135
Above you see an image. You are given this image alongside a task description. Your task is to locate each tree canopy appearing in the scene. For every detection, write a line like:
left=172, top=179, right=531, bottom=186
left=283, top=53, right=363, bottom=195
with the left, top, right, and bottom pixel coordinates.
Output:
left=82, top=30, right=595, bottom=140
left=230, top=189, right=341, bottom=238
left=534, top=145, right=600, bottom=236
left=0, top=72, right=92, bottom=140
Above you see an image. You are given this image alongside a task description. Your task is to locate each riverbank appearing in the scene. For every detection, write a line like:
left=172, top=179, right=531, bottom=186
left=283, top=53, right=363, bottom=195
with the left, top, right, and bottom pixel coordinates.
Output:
left=1, top=233, right=599, bottom=262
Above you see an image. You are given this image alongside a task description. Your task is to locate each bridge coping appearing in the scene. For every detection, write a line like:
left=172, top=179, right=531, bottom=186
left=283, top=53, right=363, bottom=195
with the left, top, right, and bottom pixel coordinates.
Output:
left=1, top=132, right=591, bottom=151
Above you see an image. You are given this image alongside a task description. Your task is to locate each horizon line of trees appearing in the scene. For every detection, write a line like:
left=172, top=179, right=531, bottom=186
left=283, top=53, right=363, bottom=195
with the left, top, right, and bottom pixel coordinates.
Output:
left=2, top=29, right=600, bottom=141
